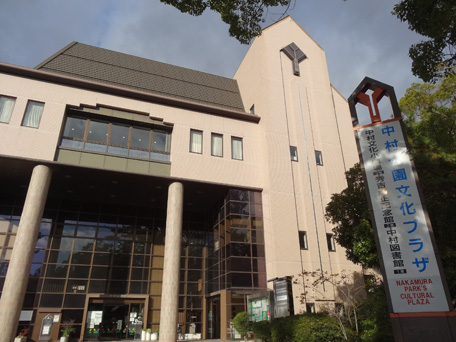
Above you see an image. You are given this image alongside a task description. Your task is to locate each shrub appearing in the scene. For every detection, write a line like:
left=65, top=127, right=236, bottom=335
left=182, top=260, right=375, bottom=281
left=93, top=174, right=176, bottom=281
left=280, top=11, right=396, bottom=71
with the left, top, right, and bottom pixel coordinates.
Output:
left=292, top=314, right=343, bottom=342
left=270, top=316, right=299, bottom=342
left=358, top=284, right=394, bottom=342
left=233, top=311, right=250, bottom=338
left=252, top=320, right=271, bottom=342
left=264, top=314, right=342, bottom=342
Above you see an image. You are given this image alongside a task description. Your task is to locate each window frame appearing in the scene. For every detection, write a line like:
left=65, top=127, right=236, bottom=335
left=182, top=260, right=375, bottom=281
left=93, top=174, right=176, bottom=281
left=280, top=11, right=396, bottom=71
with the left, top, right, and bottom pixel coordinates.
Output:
left=299, top=231, right=308, bottom=250
left=290, top=146, right=298, bottom=161
left=231, top=136, right=243, bottom=161
left=326, top=233, right=336, bottom=252
left=189, top=129, right=203, bottom=154
left=211, top=133, right=223, bottom=157
left=21, top=100, right=45, bottom=128
left=0, top=95, right=16, bottom=124
left=315, top=150, right=323, bottom=166
left=306, top=303, right=316, bottom=313
left=60, top=115, right=171, bottom=161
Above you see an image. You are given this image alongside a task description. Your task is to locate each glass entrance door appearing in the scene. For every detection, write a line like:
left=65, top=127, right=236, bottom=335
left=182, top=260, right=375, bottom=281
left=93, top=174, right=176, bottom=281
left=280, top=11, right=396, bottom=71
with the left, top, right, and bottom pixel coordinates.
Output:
left=207, top=296, right=220, bottom=339
left=84, top=300, right=144, bottom=340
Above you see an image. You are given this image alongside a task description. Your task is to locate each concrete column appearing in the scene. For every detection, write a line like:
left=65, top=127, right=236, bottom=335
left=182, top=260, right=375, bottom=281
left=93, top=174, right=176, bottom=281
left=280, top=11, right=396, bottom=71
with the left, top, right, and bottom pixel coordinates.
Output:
left=159, top=182, right=184, bottom=342
left=0, top=164, right=52, bottom=341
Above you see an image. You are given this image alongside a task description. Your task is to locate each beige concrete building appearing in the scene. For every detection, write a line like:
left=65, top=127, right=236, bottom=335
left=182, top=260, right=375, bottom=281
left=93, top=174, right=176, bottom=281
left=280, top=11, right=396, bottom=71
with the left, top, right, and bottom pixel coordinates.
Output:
left=0, top=17, right=361, bottom=341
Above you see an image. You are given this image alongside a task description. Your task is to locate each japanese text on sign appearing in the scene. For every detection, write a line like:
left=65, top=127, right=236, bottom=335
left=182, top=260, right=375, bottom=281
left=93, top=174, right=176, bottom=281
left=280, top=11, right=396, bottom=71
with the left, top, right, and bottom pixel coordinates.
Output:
left=358, top=120, right=449, bottom=313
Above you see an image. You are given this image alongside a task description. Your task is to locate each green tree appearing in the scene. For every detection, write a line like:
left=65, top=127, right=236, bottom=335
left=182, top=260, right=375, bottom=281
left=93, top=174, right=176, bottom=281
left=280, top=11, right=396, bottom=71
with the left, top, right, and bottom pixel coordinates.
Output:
left=392, top=0, right=456, bottom=82
left=159, top=0, right=293, bottom=44
left=325, top=164, right=379, bottom=269
left=233, top=311, right=250, bottom=341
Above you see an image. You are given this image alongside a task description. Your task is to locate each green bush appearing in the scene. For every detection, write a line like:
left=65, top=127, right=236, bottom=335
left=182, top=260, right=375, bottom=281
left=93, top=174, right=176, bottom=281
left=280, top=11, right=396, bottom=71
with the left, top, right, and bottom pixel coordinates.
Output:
left=252, top=320, right=271, bottom=342
left=260, top=314, right=342, bottom=342
left=358, top=284, right=394, bottom=342
left=270, top=316, right=298, bottom=342
left=292, top=314, right=343, bottom=342
left=233, top=311, right=250, bottom=338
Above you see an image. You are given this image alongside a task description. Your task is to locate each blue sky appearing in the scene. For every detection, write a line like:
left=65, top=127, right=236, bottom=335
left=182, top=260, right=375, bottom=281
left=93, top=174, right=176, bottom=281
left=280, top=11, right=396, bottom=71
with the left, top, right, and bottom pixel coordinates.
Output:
left=0, top=0, right=423, bottom=100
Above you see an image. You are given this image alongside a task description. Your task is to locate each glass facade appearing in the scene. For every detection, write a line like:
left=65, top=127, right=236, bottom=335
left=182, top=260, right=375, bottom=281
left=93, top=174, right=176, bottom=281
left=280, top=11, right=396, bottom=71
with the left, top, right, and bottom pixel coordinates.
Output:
left=60, top=116, right=171, bottom=162
left=0, top=186, right=265, bottom=340
left=206, top=189, right=266, bottom=293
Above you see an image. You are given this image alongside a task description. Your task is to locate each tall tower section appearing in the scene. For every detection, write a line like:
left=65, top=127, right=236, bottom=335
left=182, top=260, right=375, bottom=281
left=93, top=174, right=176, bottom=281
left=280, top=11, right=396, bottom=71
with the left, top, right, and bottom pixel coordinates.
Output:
left=234, top=17, right=361, bottom=311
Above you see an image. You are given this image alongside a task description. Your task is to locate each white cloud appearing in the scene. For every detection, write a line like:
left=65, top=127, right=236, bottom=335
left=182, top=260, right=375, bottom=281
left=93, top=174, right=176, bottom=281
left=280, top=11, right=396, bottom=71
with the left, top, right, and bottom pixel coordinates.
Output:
left=0, top=0, right=424, bottom=99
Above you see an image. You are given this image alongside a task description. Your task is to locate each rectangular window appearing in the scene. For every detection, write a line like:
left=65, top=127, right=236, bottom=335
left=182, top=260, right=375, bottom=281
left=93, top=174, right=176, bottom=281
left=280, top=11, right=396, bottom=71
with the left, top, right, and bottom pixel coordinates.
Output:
left=327, top=233, right=336, bottom=252
left=85, top=120, right=109, bottom=153
left=306, top=303, right=316, bottom=313
left=0, top=96, right=16, bottom=123
left=315, top=150, right=323, bottom=165
left=290, top=146, right=298, bottom=161
left=190, top=130, right=202, bottom=154
left=231, top=137, right=243, bottom=160
left=152, top=130, right=170, bottom=152
left=299, top=231, right=308, bottom=250
left=211, top=133, right=223, bottom=157
left=130, top=127, right=150, bottom=159
left=22, top=101, right=44, bottom=128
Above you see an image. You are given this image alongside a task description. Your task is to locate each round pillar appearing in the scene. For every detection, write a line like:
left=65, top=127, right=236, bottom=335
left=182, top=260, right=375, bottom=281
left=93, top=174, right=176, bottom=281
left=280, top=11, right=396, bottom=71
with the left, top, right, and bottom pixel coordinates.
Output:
left=159, top=182, right=184, bottom=342
left=0, top=164, right=52, bottom=341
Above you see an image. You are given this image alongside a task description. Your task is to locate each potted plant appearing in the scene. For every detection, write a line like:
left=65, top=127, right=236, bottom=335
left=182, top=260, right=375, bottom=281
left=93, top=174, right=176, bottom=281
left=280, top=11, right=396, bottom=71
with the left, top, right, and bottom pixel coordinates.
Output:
left=14, top=335, right=27, bottom=342
left=141, top=328, right=147, bottom=341
left=15, top=328, right=28, bottom=342
left=60, top=320, right=75, bottom=342
left=145, top=328, right=151, bottom=341
left=151, top=328, right=159, bottom=341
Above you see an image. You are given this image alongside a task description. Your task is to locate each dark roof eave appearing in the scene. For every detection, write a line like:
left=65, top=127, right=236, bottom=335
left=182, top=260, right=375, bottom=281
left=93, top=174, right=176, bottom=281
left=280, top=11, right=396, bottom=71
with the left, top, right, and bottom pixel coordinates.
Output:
left=0, top=62, right=260, bottom=123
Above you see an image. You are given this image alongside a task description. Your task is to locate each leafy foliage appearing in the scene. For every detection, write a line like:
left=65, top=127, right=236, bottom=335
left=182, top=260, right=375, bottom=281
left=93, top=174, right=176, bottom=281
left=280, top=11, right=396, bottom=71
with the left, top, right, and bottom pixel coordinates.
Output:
left=294, top=270, right=367, bottom=340
left=60, top=320, right=76, bottom=337
left=357, top=282, right=394, bottom=342
left=325, top=164, right=379, bottom=269
left=263, top=314, right=343, bottom=342
left=233, top=311, right=250, bottom=338
left=159, top=0, right=293, bottom=44
left=399, top=72, right=456, bottom=156
left=252, top=320, right=271, bottom=342
left=392, top=0, right=456, bottom=82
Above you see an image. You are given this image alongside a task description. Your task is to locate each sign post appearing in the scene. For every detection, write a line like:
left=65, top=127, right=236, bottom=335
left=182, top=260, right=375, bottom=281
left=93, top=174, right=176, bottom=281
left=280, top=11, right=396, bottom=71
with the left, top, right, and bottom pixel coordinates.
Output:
left=39, top=314, right=53, bottom=341
left=348, top=78, right=456, bottom=341
left=272, top=276, right=294, bottom=318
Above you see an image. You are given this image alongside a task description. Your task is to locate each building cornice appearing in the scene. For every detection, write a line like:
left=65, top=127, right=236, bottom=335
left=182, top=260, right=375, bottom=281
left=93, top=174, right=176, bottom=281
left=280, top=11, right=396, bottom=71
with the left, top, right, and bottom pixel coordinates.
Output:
left=0, top=62, right=260, bottom=123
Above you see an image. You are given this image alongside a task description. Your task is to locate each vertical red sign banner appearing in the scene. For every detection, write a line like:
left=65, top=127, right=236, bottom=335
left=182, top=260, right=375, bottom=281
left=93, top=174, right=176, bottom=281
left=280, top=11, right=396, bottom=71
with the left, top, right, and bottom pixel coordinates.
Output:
left=348, top=78, right=455, bottom=342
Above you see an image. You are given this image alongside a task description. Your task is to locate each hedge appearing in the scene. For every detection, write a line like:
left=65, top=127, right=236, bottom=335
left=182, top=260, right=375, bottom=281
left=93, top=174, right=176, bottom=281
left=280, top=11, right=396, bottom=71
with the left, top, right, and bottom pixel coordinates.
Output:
left=253, top=313, right=343, bottom=342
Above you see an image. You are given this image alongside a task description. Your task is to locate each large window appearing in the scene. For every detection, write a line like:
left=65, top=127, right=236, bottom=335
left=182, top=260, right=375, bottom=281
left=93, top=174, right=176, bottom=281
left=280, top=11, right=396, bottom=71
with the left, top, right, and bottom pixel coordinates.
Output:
left=22, top=101, right=44, bottom=128
left=60, top=116, right=171, bottom=162
left=190, top=130, right=202, bottom=154
left=231, top=137, right=243, bottom=160
left=211, top=133, right=223, bottom=157
left=0, top=96, right=16, bottom=123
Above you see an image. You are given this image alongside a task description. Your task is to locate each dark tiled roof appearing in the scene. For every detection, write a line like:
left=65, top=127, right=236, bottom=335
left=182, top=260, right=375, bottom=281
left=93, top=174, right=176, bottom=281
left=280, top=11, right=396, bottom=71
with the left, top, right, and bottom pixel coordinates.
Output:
left=36, top=42, right=245, bottom=112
